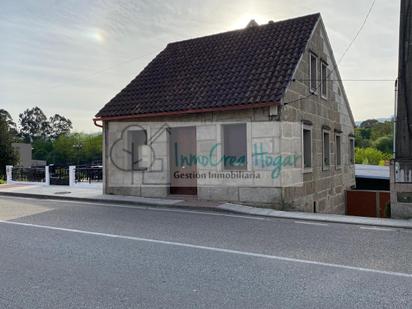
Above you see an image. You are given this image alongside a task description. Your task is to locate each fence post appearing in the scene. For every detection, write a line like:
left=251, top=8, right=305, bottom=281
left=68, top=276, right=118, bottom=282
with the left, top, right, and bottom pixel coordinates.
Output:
left=45, top=166, right=50, bottom=186
left=69, top=166, right=76, bottom=187
left=5, top=165, right=13, bottom=184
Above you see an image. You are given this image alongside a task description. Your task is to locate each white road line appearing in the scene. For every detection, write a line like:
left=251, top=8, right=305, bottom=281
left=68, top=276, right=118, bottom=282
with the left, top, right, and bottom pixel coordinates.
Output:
left=359, top=226, right=395, bottom=232
left=0, top=195, right=268, bottom=221
left=0, top=219, right=411, bottom=279
left=294, top=221, right=329, bottom=226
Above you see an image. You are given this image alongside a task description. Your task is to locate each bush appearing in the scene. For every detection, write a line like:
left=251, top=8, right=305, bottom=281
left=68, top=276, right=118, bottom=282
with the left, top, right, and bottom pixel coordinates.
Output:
left=355, top=147, right=391, bottom=165
left=373, top=135, right=393, bottom=154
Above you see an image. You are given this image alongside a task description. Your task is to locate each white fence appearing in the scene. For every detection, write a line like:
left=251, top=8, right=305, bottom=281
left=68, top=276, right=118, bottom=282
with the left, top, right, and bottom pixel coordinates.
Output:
left=6, top=165, right=100, bottom=187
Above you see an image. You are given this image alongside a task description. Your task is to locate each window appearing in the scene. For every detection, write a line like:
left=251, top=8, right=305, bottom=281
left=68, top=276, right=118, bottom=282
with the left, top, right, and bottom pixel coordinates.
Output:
left=336, top=134, right=342, bottom=168
left=128, top=130, right=148, bottom=170
left=302, top=125, right=312, bottom=170
left=322, top=130, right=330, bottom=170
left=223, top=123, right=247, bottom=170
left=321, top=61, right=328, bottom=98
left=310, top=53, right=318, bottom=92
left=349, top=137, right=355, bottom=165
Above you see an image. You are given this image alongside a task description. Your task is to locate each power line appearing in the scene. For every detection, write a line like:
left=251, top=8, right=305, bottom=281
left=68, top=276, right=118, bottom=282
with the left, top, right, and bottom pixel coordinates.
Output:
left=338, top=0, right=377, bottom=64
left=283, top=0, right=377, bottom=105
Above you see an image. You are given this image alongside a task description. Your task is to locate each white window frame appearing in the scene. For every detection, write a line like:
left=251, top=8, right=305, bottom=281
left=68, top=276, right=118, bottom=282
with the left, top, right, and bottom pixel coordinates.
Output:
left=309, top=52, right=318, bottom=93
left=320, top=61, right=328, bottom=99
left=335, top=133, right=342, bottom=169
left=322, top=129, right=331, bottom=171
left=302, top=124, right=313, bottom=173
left=349, top=136, right=355, bottom=165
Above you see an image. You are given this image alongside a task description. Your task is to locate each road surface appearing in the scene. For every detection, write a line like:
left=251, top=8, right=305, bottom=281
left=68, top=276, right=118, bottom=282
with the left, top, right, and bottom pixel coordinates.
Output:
left=0, top=196, right=411, bottom=308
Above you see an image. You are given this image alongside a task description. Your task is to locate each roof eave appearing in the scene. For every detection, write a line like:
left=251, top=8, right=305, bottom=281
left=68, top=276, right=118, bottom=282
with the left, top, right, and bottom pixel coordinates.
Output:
left=94, top=101, right=280, bottom=122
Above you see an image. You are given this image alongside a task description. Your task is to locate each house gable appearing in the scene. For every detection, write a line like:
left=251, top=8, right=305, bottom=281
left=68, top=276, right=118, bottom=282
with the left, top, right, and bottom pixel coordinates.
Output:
left=282, top=17, right=355, bottom=128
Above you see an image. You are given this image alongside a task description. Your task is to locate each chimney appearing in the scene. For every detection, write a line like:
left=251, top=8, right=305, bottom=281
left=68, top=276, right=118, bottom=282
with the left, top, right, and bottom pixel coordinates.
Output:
left=246, top=19, right=259, bottom=28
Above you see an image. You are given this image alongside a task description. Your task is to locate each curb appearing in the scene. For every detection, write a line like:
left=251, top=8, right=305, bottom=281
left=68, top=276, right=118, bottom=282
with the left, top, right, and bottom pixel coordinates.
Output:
left=219, top=204, right=412, bottom=229
left=1, top=191, right=411, bottom=229
left=0, top=191, right=234, bottom=215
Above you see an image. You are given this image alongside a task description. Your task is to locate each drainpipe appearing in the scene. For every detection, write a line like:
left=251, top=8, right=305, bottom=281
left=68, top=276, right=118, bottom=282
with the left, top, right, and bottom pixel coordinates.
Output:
left=394, top=79, right=398, bottom=158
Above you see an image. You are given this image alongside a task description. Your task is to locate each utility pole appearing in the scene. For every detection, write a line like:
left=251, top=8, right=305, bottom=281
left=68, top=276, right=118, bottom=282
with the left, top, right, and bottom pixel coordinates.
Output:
left=395, top=0, right=412, bottom=158
left=391, top=0, right=412, bottom=218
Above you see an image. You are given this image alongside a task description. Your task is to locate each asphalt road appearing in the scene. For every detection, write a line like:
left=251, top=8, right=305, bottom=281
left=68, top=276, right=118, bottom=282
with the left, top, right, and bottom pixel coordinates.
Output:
left=0, top=196, right=411, bottom=309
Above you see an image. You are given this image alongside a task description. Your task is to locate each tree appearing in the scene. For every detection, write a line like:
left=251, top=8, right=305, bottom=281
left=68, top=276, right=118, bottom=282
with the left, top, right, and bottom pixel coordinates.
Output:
left=52, top=134, right=77, bottom=165
left=360, top=119, right=379, bottom=129
left=0, top=117, right=18, bottom=178
left=373, top=135, right=393, bottom=154
left=0, top=109, right=18, bottom=137
left=18, top=107, right=51, bottom=142
left=49, top=114, right=72, bottom=140
left=355, top=128, right=371, bottom=148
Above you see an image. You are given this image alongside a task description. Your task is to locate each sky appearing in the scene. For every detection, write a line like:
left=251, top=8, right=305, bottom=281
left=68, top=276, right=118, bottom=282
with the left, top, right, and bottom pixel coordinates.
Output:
left=0, top=0, right=401, bottom=132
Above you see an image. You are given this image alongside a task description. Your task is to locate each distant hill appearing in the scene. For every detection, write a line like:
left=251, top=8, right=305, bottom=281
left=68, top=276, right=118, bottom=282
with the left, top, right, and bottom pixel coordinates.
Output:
left=355, top=117, right=393, bottom=126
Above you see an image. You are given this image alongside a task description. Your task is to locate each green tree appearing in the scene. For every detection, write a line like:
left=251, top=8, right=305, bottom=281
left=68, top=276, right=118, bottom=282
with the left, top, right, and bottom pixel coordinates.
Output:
left=360, top=119, right=379, bottom=129
left=52, top=134, right=77, bottom=165
left=373, top=135, right=393, bottom=154
left=32, top=139, right=54, bottom=162
left=49, top=114, right=72, bottom=140
left=0, top=117, right=18, bottom=177
left=0, top=109, right=18, bottom=137
left=18, top=107, right=51, bottom=142
left=355, top=128, right=371, bottom=148
left=370, top=121, right=393, bottom=141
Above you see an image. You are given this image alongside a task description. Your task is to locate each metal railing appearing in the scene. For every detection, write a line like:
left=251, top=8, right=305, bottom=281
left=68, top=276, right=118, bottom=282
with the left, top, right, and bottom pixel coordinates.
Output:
left=75, top=167, right=103, bottom=183
left=11, top=167, right=45, bottom=182
left=49, top=166, right=70, bottom=186
left=395, top=159, right=412, bottom=183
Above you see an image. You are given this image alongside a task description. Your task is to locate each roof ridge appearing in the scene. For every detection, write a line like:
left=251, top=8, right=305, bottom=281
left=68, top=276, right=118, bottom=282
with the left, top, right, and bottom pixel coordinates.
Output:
left=167, top=13, right=320, bottom=46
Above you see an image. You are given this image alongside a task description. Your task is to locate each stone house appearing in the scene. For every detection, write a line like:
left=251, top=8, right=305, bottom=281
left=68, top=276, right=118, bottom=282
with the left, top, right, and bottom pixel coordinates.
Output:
left=95, top=13, right=356, bottom=214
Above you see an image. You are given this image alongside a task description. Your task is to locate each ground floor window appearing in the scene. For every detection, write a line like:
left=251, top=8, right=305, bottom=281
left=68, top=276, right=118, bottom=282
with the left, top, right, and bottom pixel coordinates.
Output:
left=336, top=134, right=342, bottom=168
left=349, top=136, right=355, bottom=165
left=128, top=130, right=148, bottom=170
left=302, top=124, right=312, bottom=170
left=222, top=123, right=247, bottom=170
left=322, top=129, right=330, bottom=170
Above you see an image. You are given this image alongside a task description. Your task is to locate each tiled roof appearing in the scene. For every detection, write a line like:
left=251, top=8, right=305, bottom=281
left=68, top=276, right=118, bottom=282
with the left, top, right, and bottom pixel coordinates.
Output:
left=96, top=13, right=320, bottom=118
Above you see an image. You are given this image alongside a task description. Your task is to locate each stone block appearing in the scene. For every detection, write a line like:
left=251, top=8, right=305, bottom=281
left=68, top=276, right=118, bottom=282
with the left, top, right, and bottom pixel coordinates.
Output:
left=198, top=186, right=239, bottom=202
left=239, top=187, right=281, bottom=204
left=141, top=185, right=168, bottom=198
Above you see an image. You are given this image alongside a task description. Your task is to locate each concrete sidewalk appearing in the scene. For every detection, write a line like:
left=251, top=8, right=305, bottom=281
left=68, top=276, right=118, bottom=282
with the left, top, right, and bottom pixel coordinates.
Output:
left=1, top=183, right=412, bottom=229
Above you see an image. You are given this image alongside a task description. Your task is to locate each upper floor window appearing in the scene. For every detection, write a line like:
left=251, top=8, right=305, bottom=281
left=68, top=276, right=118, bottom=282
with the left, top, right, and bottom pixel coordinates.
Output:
left=222, top=123, right=247, bottom=170
left=321, top=61, right=328, bottom=98
left=310, top=53, right=318, bottom=92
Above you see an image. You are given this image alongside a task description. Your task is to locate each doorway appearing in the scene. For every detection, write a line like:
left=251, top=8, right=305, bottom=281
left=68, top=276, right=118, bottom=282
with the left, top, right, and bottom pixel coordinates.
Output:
left=169, top=126, right=197, bottom=195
